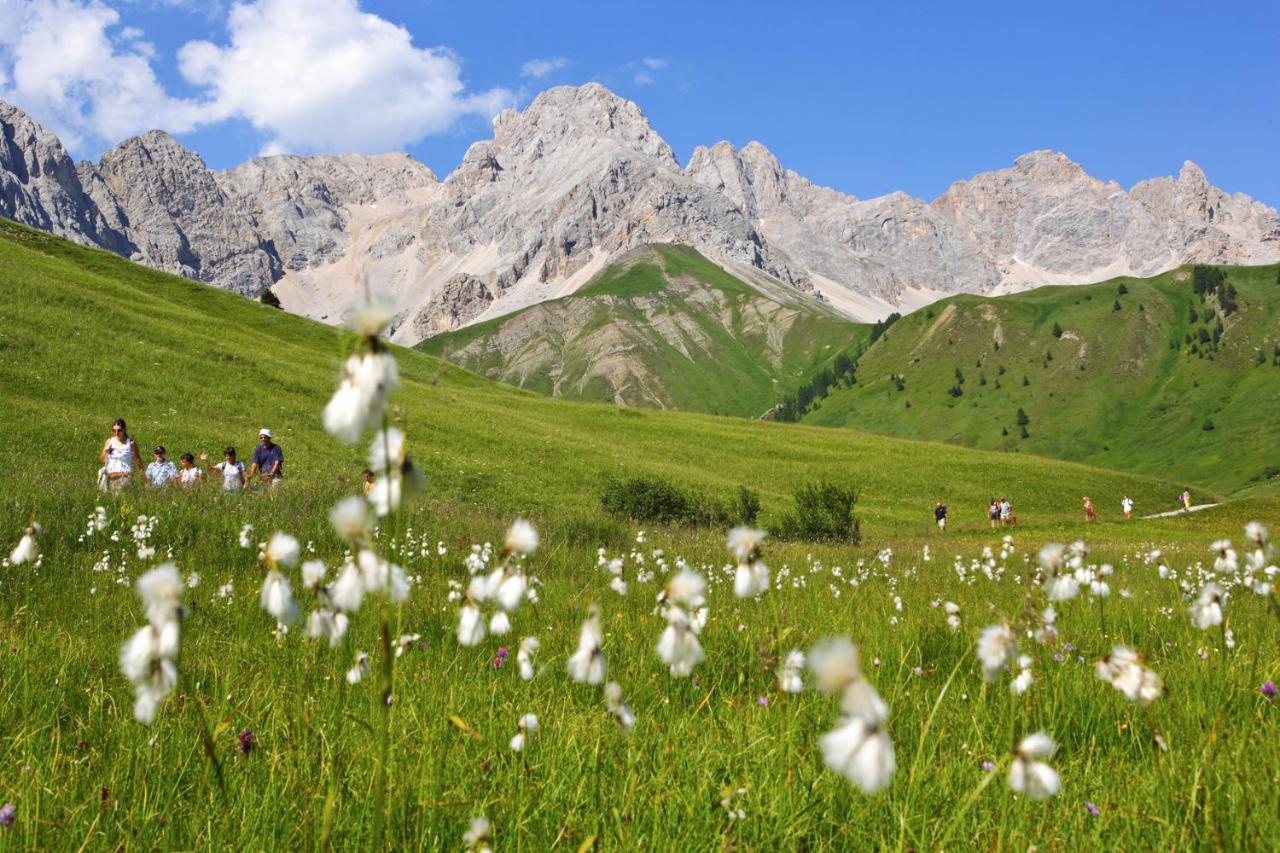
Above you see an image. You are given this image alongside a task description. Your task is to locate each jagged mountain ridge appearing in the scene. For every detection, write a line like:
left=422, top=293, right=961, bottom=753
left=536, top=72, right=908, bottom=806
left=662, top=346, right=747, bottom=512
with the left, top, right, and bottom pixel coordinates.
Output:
left=2, top=85, right=1277, bottom=344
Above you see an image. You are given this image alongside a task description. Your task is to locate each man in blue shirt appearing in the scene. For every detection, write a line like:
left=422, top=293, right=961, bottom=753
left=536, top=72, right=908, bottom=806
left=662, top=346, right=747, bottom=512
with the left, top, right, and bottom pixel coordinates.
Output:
left=249, top=428, right=284, bottom=489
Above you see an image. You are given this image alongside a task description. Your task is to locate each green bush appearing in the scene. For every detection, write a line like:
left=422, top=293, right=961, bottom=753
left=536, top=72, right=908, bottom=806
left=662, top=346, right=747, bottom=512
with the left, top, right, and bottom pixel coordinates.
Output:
left=775, top=481, right=860, bottom=544
left=259, top=287, right=283, bottom=309
left=600, top=476, right=760, bottom=528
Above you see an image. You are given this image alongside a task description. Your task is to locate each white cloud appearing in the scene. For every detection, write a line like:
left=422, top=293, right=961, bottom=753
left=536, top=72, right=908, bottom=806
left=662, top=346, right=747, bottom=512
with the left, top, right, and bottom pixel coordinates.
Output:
left=633, top=72, right=654, bottom=85
left=0, top=0, right=204, bottom=151
left=641, top=57, right=667, bottom=70
left=0, top=0, right=512, bottom=157
left=178, top=0, right=514, bottom=154
left=520, top=56, right=569, bottom=79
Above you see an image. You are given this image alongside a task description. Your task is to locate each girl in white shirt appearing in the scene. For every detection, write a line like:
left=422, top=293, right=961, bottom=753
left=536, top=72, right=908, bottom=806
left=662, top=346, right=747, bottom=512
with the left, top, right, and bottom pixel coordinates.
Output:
left=99, top=418, right=143, bottom=492
left=201, top=447, right=246, bottom=492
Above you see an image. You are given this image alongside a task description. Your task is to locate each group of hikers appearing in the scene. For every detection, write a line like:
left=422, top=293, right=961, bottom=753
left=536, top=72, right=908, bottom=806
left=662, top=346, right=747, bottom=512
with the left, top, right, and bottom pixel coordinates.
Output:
left=98, top=418, right=284, bottom=494
left=932, top=489, right=1192, bottom=530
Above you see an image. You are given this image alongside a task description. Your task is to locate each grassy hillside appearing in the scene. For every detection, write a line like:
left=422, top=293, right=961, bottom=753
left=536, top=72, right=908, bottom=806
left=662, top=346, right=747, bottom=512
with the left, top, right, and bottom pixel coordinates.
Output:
left=418, top=244, right=868, bottom=417
left=0, top=217, right=1194, bottom=537
left=3, top=218, right=1279, bottom=849
left=801, top=265, right=1280, bottom=496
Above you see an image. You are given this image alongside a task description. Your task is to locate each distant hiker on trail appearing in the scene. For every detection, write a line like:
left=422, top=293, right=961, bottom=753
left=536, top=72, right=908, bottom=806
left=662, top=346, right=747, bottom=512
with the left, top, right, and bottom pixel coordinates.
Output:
left=99, top=418, right=143, bottom=493
left=249, top=428, right=284, bottom=489
left=363, top=468, right=376, bottom=496
left=988, top=498, right=1001, bottom=529
left=1083, top=496, right=1097, bottom=522
left=200, top=447, right=246, bottom=493
left=999, top=497, right=1012, bottom=526
left=934, top=501, right=948, bottom=532
left=1122, top=494, right=1134, bottom=520
left=178, top=452, right=204, bottom=489
left=1180, top=489, right=1192, bottom=511
left=145, top=446, right=178, bottom=488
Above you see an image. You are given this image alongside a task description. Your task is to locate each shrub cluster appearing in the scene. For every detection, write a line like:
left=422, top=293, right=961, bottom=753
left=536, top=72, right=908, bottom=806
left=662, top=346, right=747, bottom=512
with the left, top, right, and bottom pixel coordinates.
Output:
left=774, top=480, right=861, bottom=544
left=600, top=476, right=760, bottom=528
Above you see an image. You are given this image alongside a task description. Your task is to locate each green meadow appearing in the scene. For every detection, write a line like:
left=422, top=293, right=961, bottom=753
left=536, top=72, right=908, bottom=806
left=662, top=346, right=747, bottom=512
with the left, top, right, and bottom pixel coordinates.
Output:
left=1, top=218, right=1278, bottom=849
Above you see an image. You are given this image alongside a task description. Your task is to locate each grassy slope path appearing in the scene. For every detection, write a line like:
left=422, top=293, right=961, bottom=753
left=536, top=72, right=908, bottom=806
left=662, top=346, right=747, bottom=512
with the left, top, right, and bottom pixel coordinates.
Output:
left=0, top=218, right=1188, bottom=537
left=803, top=265, right=1280, bottom=496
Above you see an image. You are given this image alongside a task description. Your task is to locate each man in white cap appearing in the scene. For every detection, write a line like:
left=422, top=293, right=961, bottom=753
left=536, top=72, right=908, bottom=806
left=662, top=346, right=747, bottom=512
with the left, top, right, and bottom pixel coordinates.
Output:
left=249, top=428, right=284, bottom=489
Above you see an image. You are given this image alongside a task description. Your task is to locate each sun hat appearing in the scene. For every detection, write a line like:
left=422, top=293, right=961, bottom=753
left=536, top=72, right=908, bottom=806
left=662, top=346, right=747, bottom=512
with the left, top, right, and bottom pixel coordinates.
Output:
left=259, top=428, right=272, bottom=438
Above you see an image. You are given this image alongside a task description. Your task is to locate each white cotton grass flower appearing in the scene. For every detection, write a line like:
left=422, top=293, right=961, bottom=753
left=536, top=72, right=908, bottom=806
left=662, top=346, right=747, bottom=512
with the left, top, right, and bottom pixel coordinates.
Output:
left=604, top=681, right=635, bottom=735
left=495, top=571, right=528, bottom=612
left=665, top=568, right=706, bottom=609
left=356, top=549, right=410, bottom=603
left=330, top=560, right=366, bottom=613
left=368, top=427, right=406, bottom=475
left=323, top=351, right=399, bottom=443
left=656, top=605, right=705, bottom=678
left=301, top=560, right=327, bottom=591
left=238, top=524, right=255, bottom=549
left=517, top=636, right=540, bottom=680
left=609, top=576, right=628, bottom=596
left=779, top=649, right=806, bottom=693
left=943, top=601, right=961, bottom=631
left=346, top=651, right=370, bottom=685
left=728, top=528, right=770, bottom=599
left=1190, top=583, right=1225, bottom=629
left=818, top=706, right=896, bottom=794
left=509, top=713, right=539, bottom=752
left=120, top=564, right=186, bottom=724
left=504, top=519, right=538, bottom=557
left=457, top=603, right=485, bottom=646
left=1010, top=655, right=1034, bottom=695
left=1009, top=731, right=1061, bottom=800
left=462, top=815, right=494, bottom=853
left=1096, top=645, right=1163, bottom=706
left=489, top=610, right=511, bottom=636
left=264, top=532, right=300, bottom=568
left=566, top=606, right=606, bottom=684
left=260, top=569, right=301, bottom=626
left=1244, top=521, right=1269, bottom=547
left=727, top=527, right=766, bottom=562
left=9, top=521, right=40, bottom=565
left=307, top=608, right=350, bottom=647
left=329, top=496, right=372, bottom=543
left=1210, top=540, right=1238, bottom=574
left=367, top=475, right=403, bottom=518
left=348, top=293, right=396, bottom=338
left=809, top=637, right=862, bottom=694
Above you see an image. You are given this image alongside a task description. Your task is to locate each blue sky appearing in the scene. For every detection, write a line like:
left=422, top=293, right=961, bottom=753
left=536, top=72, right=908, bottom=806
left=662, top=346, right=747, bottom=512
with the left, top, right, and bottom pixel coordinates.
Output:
left=2, top=0, right=1277, bottom=205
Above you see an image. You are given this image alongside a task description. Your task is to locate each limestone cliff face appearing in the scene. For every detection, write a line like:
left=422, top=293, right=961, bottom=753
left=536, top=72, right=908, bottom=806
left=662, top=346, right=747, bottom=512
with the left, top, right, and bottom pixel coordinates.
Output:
left=2, top=89, right=1278, bottom=341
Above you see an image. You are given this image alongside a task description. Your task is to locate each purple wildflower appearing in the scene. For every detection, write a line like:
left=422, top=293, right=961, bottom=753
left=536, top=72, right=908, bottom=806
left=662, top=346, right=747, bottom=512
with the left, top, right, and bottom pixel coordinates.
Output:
left=1063, top=642, right=1075, bottom=652
left=1085, top=801, right=1100, bottom=816
left=1053, top=653, right=1064, bottom=662
left=1261, top=681, right=1278, bottom=702
left=980, top=760, right=995, bottom=772
left=238, top=729, right=257, bottom=755
left=757, top=695, right=769, bottom=707
left=0, top=803, right=14, bottom=827
left=492, top=655, right=505, bottom=670
left=496, top=646, right=509, bottom=659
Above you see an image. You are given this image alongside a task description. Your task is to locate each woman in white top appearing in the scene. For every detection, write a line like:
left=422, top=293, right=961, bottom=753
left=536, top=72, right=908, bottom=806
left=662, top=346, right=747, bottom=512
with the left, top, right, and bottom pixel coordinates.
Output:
left=200, top=447, right=246, bottom=492
left=99, top=419, right=143, bottom=492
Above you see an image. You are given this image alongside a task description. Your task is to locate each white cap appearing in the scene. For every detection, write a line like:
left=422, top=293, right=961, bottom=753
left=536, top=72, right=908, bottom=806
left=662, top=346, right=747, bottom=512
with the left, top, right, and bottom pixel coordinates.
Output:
left=259, top=428, right=272, bottom=438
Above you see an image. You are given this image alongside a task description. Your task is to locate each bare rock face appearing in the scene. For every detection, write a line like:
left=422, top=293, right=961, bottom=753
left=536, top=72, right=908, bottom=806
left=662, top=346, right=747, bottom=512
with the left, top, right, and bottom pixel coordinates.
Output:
left=687, top=140, right=1000, bottom=308
left=0, top=101, right=130, bottom=252
left=1130, top=161, right=1280, bottom=265
left=86, top=131, right=280, bottom=295
left=216, top=153, right=439, bottom=271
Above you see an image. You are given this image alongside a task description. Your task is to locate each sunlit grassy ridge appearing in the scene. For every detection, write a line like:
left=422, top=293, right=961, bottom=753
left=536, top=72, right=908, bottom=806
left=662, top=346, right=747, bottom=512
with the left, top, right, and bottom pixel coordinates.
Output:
left=418, top=244, right=865, bottom=417
left=1, top=218, right=1278, bottom=849
left=802, top=264, right=1280, bottom=497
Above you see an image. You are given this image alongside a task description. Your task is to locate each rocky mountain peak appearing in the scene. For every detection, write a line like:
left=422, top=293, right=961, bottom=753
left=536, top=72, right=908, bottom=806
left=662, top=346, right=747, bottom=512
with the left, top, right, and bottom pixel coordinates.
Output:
left=492, top=83, right=676, bottom=168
